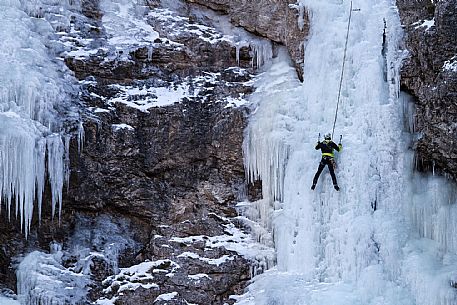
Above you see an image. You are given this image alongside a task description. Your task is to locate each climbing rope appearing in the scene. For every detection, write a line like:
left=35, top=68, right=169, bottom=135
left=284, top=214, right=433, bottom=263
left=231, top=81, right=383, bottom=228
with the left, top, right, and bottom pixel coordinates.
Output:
left=332, top=1, right=354, bottom=138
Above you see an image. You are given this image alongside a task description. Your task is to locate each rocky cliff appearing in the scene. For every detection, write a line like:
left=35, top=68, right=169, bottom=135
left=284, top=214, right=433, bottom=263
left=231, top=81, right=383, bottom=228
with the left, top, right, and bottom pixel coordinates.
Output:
left=396, top=0, right=457, bottom=179
left=0, top=0, right=281, bottom=304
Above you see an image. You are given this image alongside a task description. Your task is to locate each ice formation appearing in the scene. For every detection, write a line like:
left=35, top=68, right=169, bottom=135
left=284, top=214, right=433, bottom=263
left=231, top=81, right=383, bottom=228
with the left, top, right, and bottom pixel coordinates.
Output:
left=101, top=0, right=159, bottom=53
left=17, top=243, right=89, bottom=305
left=0, top=0, right=79, bottom=236
left=15, top=215, right=138, bottom=304
left=0, top=296, right=20, bottom=305
left=240, top=0, right=457, bottom=304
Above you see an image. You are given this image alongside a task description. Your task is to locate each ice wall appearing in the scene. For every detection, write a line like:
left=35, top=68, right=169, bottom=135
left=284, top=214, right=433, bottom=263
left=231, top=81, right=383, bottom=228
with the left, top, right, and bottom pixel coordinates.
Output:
left=0, top=0, right=79, bottom=236
left=241, top=0, right=457, bottom=304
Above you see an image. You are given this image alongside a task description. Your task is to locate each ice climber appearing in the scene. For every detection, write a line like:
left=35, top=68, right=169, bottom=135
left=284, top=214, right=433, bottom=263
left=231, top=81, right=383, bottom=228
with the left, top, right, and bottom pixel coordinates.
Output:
left=311, top=133, right=342, bottom=191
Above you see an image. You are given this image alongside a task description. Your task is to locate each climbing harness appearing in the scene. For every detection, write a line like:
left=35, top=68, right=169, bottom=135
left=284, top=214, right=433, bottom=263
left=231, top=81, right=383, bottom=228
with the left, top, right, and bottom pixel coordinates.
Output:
left=332, top=1, right=359, bottom=138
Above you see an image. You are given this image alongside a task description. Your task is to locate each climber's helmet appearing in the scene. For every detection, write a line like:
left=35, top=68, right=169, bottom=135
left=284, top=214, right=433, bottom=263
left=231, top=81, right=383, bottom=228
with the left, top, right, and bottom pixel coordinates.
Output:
left=324, top=133, right=331, bottom=140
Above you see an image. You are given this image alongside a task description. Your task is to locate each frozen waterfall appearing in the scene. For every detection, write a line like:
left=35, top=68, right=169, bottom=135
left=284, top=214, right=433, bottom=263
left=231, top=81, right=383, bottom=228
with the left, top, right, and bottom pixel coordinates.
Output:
left=0, top=0, right=79, bottom=236
left=240, top=0, right=457, bottom=304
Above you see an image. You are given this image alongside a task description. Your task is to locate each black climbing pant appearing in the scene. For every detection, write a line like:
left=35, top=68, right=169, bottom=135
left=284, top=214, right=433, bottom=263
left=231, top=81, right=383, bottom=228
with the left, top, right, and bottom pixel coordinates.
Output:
left=313, top=157, right=338, bottom=186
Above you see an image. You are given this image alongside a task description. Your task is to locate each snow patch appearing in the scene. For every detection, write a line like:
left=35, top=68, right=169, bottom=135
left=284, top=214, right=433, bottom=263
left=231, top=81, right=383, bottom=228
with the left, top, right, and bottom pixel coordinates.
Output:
left=443, top=56, right=457, bottom=72
left=413, top=18, right=435, bottom=31
left=100, top=259, right=180, bottom=303
left=188, top=273, right=211, bottom=281
left=108, top=83, right=198, bottom=111
left=148, top=8, right=232, bottom=45
left=154, top=292, right=178, bottom=302
left=90, top=107, right=111, bottom=113
left=224, top=96, right=249, bottom=108
left=170, top=216, right=274, bottom=275
left=178, top=252, right=234, bottom=266
left=112, top=123, right=134, bottom=131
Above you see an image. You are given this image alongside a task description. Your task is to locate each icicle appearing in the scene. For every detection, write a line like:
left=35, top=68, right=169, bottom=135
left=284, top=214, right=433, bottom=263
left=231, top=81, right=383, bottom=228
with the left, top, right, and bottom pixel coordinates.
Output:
left=297, top=3, right=306, bottom=31
left=0, top=0, right=77, bottom=236
left=47, top=135, right=65, bottom=220
left=78, top=120, right=85, bottom=153
left=244, top=130, right=289, bottom=204
left=64, top=134, right=71, bottom=190
left=235, top=40, right=249, bottom=66
left=147, top=44, right=153, bottom=61
left=250, top=40, right=273, bottom=69
left=234, top=40, right=272, bottom=69
left=242, top=47, right=302, bottom=237
left=35, top=138, right=46, bottom=225
left=385, top=5, right=408, bottom=102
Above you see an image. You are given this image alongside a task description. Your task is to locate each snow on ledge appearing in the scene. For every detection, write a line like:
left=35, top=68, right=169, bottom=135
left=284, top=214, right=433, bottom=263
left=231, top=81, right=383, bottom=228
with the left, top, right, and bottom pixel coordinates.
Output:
left=413, top=18, right=435, bottom=31
left=108, top=83, right=198, bottom=111
left=90, top=107, right=111, bottom=113
left=443, top=56, right=457, bottom=72
left=112, top=123, right=134, bottom=131
left=177, top=252, right=234, bottom=266
left=188, top=273, right=211, bottom=281
left=225, top=96, right=249, bottom=108
left=169, top=216, right=274, bottom=264
left=154, top=292, right=178, bottom=302
left=148, top=8, right=232, bottom=45
left=101, top=259, right=180, bottom=298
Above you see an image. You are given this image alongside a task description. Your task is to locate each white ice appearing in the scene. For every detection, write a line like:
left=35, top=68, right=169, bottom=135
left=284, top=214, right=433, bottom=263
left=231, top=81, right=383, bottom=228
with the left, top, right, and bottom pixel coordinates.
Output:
left=0, top=296, right=20, bottom=305
left=17, top=244, right=89, bottom=305
left=239, top=0, right=457, bottom=304
left=101, top=0, right=159, bottom=49
left=0, top=0, right=77, bottom=236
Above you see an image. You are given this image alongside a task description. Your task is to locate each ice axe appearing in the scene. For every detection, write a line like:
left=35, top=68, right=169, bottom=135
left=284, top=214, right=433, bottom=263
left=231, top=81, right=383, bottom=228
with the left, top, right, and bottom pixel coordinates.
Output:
left=339, top=135, right=343, bottom=145
left=318, top=133, right=321, bottom=142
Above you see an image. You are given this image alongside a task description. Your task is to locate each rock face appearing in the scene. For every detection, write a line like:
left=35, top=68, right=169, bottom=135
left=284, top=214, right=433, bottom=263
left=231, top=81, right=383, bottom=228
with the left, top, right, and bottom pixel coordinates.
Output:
left=0, top=0, right=277, bottom=304
left=64, top=0, right=261, bottom=303
left=186, top=0, right=309, bottom=80
left=396, top=0, right=457, bottom=179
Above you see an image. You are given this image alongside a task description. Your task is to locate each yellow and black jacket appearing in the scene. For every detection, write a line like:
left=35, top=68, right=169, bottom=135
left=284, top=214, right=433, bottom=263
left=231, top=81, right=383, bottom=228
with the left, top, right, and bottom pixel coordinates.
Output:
left=315, top=140, right=342, bottom=158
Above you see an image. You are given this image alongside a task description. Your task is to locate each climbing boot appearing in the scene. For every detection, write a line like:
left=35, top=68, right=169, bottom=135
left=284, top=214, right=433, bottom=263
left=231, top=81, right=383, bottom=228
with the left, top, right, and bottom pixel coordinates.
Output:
left=311, top=184, right=316, bottom=190
left=334, top=185, right=340, bottom=191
